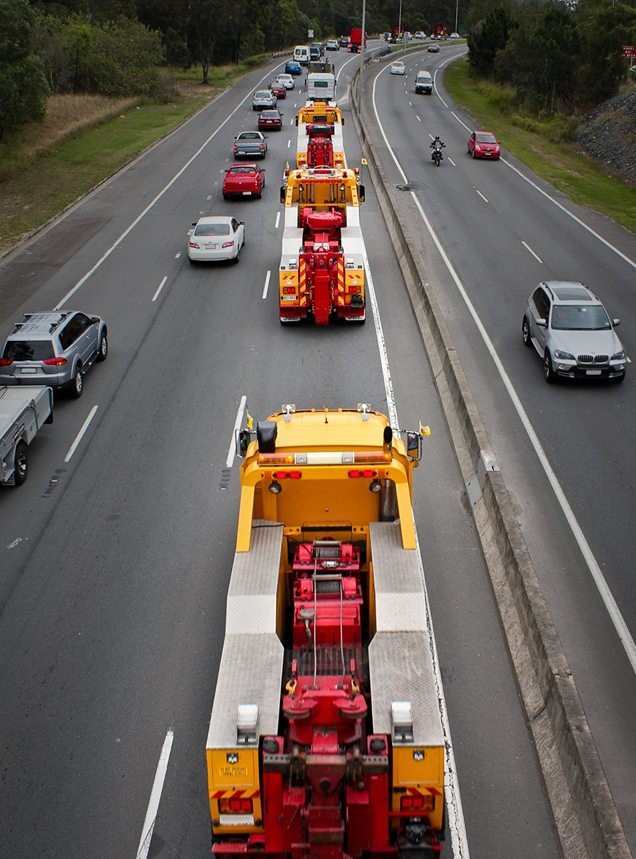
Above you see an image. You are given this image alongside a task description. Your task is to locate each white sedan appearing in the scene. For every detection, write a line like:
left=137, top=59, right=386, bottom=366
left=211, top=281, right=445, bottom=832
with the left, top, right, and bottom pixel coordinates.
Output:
left=390, top=61, right=406, bottom=75
left=275, top=73, right=295, bottom=90
left=187, top=216, right=245, bottom=264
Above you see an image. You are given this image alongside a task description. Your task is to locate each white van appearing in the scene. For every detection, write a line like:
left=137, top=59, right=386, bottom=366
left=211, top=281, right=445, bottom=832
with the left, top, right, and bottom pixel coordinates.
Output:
left=293, top=45, right=311, bottom=65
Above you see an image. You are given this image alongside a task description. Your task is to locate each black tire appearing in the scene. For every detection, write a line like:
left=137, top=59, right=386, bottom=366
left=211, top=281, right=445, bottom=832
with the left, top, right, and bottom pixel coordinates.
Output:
left=223, top=192, right=229, bottom=200
left=233, top=245, right=240, bottom=264
left=543, top=351, right=555, bottom=384
left=14, top=440, right=28, bottom=486
left=96, top=330, right=108, bottom=362
left=68, top=366, right=84, bottom=398
left=522, top=316, right=532, bottom=347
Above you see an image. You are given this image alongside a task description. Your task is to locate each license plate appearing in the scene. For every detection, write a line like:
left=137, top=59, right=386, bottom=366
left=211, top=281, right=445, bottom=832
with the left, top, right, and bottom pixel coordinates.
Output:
left=242, top=191, right=251, bottom=196
left=21, top=367, right=37, bottom=374
left=204, top=243, right=217, bottom=249
left=586, top=369, right=602, bottom=376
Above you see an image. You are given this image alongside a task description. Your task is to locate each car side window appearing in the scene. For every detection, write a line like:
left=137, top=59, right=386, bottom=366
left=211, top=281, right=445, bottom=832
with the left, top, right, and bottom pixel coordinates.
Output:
left=59, top=317, right=79, bottom=349
left=532, top=287, right=549, bottom=320
left=231, top=218, right=240, bottom=232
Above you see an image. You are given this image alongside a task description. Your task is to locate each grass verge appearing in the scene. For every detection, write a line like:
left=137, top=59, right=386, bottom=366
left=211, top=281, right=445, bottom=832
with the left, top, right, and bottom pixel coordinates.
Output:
left=444, top=59, right=636, bottom=235
left=0, top=59, right=263, bottom=254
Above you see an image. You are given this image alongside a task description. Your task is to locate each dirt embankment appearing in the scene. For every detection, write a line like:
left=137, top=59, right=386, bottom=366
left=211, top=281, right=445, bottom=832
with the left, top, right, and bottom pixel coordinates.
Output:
left=576, top=89, right=636, bottom=187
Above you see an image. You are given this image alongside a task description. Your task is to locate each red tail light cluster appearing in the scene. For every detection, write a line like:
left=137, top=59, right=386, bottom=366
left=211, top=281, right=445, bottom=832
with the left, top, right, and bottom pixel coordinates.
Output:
left=272, top=470, right=302, bottom=479
left=219, top=797, right=253, bottom=814
left=43, top=357, right=67, bottom=366
left=400, top=793, right=434, bottom=813
left=348, top=469, right=377, bottom=479
left=0, top=358, right=12, bottom=366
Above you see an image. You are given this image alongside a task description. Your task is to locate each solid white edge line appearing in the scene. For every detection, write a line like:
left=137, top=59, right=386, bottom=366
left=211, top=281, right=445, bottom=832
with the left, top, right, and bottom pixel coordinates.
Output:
left=136, top=728, right=174, bottom=859
left=54, top=66, right=283, bottom=311
left=226, top=396, right=247, bottom=468
left=64, top=405, right=98, bottom=462
left=262, top=270, right=271, bottom=300
left=371, top=68, right=636, bottom=676
left=365, top=80, right=471, bottom=855
left=152, top=276, right=168, bottom=302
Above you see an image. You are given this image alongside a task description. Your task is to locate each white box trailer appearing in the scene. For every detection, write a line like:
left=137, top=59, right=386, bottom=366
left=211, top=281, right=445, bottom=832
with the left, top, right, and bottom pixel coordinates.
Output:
left=0, top=386, right=54, bottom=486
left=306, top=73, right=336, bottom=101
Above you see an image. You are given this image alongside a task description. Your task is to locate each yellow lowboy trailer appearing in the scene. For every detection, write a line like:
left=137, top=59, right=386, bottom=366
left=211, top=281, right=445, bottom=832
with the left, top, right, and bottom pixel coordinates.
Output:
left=206, top=405, right=445, bottom=859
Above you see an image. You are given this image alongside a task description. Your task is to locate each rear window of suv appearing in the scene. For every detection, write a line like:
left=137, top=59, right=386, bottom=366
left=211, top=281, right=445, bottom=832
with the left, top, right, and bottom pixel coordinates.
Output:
left=3, top=340, right=55, bottom=361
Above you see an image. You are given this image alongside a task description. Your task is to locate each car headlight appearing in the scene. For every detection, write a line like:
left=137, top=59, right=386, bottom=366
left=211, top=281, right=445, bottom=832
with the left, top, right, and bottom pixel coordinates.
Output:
left=611, top=350, right=625, bottom=361
left=553, top=350, right=575, bottom=361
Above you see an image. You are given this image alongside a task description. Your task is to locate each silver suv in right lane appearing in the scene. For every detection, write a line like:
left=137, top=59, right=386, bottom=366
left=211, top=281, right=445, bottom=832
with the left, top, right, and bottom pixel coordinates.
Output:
left=522, top=281, right=627, bottom=383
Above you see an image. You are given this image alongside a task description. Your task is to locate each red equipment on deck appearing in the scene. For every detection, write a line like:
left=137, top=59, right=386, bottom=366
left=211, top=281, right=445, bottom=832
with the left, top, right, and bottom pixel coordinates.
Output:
left=306, top=124, right=335, bottom=167
left=299, top=210, right=344, bottom=326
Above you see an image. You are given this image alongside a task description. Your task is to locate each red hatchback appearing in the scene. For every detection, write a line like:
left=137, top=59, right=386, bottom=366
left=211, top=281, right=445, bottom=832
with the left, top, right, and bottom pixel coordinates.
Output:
left=222, top=163, right=266, bottom=199
left=269, top=82, right=287, bottom=99
left=467, top=130, right=501, bottom=160
left=258, top=109, right=283, bottom=131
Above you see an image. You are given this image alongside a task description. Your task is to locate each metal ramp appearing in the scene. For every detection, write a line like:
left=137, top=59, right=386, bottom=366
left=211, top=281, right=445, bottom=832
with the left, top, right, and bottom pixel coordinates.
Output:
left=368, top=522, right=443, bottom=746
left=206, top=522, right=284, bottom=751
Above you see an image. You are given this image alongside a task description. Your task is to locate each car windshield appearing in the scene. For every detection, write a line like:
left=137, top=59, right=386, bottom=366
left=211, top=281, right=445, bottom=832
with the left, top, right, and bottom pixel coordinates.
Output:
left=550, top=305, right=611, bottom=331
left=3, top=340, right=55, bottom=361
left=195, top=223, right=230, bottom=236
left=261, top=111, right=278, bottom=118
left=240, top=133, right=259, bottom=139
left=255, top=91, right=270, bottom=98
left=230, top=167, right=256, bottom=173
left=476, top=133, right=496, bottom=143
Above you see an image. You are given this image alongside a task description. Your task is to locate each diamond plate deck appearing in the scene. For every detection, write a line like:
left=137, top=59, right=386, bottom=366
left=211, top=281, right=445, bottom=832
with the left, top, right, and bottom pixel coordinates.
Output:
left=207, top=523, right=285, bottom=750
left=370, top=521, right=428, bottom=632
left=368, top=631, right=443, bottom=746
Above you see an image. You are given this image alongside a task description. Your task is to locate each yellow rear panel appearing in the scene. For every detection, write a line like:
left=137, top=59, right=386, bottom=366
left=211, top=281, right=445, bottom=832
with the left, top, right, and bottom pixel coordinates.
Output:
left=392, top=746, right=444, bottom=832
left=207, top=748, right=263, bottom=835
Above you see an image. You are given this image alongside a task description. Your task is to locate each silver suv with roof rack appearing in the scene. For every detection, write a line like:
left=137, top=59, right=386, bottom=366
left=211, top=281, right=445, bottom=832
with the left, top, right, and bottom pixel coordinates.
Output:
left=0, top=311, right=108, bottom=398
left=522, top=281, right=626, bottom=383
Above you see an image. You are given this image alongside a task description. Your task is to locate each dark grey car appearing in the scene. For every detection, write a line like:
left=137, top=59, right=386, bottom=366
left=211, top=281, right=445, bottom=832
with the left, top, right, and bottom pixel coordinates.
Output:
left=233, top=131, right=268, bottom=159
left=0, top=311, right=108, bottom=398
left=522, top=281, right=626, bottom=383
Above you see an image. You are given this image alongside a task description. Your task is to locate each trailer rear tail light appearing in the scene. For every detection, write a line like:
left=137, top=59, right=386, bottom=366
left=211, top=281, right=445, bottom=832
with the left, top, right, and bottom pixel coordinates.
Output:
left=348, top=285, right=361, bottom=293
left=43, top=357, right=68, bottom=366
left=400, top=794, right=434, bottom=813
left=219, top=797, right=254, bottom=814
left=272, top=470, right=302, bottom=479
left=283, top=287, right=297, bottom=294
left=348, top=469, right=377, bottom=478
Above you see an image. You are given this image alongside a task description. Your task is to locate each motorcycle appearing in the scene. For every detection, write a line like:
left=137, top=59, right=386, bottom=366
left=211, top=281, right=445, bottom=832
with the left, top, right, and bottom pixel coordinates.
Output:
left=430, top=142, right=445, bottom=166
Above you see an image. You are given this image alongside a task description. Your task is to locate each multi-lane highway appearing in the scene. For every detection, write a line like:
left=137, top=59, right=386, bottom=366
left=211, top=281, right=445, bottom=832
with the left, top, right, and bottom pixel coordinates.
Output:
left=0, top=42, right=633, bottom=859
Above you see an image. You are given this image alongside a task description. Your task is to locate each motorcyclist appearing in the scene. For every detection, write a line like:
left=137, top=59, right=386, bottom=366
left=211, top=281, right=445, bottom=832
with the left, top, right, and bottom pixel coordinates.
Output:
left=430, top=135, right=445, bottom=164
